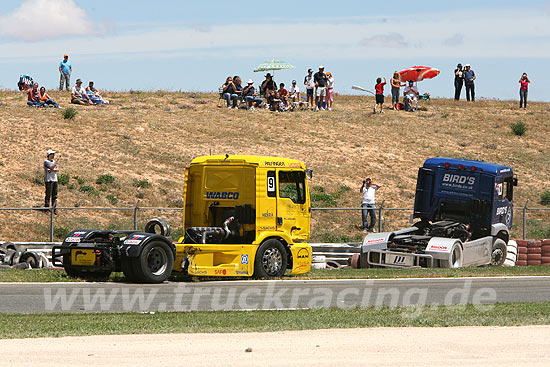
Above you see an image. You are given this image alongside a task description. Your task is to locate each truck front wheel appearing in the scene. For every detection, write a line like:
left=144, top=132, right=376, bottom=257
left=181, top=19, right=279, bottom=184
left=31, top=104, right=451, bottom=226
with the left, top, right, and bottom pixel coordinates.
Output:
left=254, top=239, right=288, bottom=278
left=130, top=241, right=174, bottom=283
left=491, top=238, right=507, bottom=266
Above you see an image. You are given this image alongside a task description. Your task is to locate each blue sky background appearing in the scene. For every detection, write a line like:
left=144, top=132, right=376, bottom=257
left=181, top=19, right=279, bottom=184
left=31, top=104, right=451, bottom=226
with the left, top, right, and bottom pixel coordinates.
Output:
left=1, top=0, right=549, bottom=100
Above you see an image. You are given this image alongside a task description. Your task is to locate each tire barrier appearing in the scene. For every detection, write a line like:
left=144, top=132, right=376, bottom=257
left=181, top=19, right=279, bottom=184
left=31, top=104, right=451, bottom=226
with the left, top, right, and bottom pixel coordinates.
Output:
left=513, top=239, right=550, bottom=266
left=311, top=255, right=327, bottom=270
left=0, top=244, right=52, bottom=269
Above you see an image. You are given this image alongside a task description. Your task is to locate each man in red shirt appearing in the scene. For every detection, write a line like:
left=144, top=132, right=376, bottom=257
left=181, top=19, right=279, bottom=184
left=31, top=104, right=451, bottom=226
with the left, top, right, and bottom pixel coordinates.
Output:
left=374, top=77, right=387, bottom=113
left=27, top=83, right=43, bottom=107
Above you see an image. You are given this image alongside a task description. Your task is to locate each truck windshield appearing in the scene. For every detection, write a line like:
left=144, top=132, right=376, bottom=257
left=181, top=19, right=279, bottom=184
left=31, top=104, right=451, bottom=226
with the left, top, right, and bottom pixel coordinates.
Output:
left=279, top=171, right=306, bottom=204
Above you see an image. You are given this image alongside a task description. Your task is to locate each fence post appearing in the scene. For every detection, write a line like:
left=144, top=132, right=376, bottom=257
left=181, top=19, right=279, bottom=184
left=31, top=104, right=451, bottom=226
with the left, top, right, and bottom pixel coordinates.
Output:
left=523, top=199, right=529, bottom=240
left=133, top=207, right=139, bottom=230
left=49, top=208, right=55, bottom=242
left=378, top=198, right=385, bottom=233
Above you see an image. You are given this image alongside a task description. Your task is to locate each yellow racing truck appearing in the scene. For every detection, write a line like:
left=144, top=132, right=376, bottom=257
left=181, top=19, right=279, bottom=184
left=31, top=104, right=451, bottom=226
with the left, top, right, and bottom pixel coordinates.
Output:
left=52, top=155, right=313, bottom=282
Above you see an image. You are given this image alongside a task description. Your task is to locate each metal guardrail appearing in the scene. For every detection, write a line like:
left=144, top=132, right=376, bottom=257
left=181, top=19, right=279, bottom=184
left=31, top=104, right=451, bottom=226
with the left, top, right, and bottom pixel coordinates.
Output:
left=1, top=201, right=548, bottom=242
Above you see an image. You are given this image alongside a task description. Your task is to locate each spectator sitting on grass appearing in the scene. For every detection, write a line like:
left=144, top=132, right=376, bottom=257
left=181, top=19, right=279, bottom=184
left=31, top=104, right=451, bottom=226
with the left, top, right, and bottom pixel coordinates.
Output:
left=39, top=87, right=59, bottom=108
left=261, top=73, right=277, bottom=98
left=242, top=79, right=263, bottom=110
left=266, top=90, right=282, bottom=111
left=222, top=76, right=239, bottom=109
left=278, top=83, right=289, bottom=106
left=27, top=82, right=44, bottom=107
left=85, top=81, right=109, bottom=104
left=71, top=79, right=92, bottom=105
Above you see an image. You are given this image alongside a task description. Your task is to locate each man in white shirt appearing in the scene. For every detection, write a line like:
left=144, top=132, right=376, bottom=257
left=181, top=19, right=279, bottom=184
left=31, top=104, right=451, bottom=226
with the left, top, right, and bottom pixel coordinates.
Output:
left=71, top=78, right=92, bottom=105
left=304, top=69, right=314, bottom=109
left=403, top=80, right=419, bottom=111
left=360, top=178, right=382, bottom=233
left=289, top=80, right=300, bottom=102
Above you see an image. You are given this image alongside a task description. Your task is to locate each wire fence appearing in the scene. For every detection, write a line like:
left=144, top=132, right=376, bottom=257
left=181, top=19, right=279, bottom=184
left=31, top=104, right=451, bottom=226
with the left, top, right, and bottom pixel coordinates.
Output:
left=0, top=201, right=549, bottom=242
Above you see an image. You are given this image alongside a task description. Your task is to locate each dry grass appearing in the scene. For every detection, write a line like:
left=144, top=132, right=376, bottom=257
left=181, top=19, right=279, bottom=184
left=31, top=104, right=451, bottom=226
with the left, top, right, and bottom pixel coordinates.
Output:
left=1, top=90, right=549, bottom=241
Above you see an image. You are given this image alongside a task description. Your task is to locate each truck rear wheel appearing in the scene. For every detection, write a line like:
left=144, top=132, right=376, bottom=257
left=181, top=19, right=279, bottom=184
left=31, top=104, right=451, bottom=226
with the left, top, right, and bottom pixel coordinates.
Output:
left=491, top=239, right=507, bottom=266
left=439, top=243, right=463, bottom=268
left=130, top=241, right=174, bottom=283
left=63, top=254, right=85, bottom=278
left=254, top=239, right=287, bottom=278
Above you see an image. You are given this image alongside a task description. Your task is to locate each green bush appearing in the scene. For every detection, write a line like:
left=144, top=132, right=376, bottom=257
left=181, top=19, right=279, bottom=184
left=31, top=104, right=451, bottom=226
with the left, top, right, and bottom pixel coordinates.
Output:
left=106, top=194, right=118, bottom=205
left=62, top=107, right=77, bottom=120
left=96, top=174, right=115, bottom=185
left=58, top=173, right=70, bottom=186
left=541, top=191, right=550, bottom=205
left=311, top=192, right=337, bottom=207
left=72, top=175, right=85, bottom=185
left=53, top=226, right=70, bottom=240
left=78, top=185, right=96, bottom=195
left=133, top=178, right=151, bottom=188
left=510, top=121, right=527, bottom=136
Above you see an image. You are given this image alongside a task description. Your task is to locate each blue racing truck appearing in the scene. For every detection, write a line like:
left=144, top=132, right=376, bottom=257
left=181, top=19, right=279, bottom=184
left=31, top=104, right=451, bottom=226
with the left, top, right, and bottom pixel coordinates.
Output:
left=358, top=157, right=518, bottom=268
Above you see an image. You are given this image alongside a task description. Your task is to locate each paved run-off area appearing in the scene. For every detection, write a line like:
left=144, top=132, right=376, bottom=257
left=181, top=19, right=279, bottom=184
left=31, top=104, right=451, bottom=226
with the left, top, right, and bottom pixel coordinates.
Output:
left=1, top=326, right=549, bottom=366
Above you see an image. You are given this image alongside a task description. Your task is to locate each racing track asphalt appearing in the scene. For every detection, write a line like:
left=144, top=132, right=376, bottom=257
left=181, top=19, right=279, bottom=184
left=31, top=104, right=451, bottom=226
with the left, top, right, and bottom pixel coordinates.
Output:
left=0, top=276, right=549, bottom=313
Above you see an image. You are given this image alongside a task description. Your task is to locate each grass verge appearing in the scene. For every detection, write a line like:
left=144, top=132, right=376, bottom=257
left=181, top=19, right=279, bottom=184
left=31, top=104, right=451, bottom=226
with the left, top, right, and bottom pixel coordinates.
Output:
left=1, top=265, right=550, bottom=283
left=1, top=302, right=550, bottom=339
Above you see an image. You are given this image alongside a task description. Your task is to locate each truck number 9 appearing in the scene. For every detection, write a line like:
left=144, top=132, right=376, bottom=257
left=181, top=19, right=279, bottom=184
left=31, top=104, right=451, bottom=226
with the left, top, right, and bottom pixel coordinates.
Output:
left=267, top=177, right=275, bottom=192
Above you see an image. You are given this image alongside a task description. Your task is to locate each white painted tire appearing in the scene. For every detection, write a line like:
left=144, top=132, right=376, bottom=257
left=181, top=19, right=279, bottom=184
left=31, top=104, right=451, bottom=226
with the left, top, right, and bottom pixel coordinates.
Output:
left=312, top=255, right=326, bottom=263
left=508, top=240, right=518, bottom=249
left=311, top=262, right=327, bottom=270
left=506, top=253, right=517, bottom=262
left=507, top=245, right=518, bottom=256
left=503, top=259, right=516, bottom=267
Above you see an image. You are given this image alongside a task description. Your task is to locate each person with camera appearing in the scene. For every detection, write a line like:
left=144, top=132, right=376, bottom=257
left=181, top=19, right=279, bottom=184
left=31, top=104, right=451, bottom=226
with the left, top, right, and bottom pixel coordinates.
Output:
left=360, top=178, right=382, bottom=233
left=44, top=150, right=59, bottom=214
left=454, top=63, right=464, bottom=100
left=464, top=64, right=476, bottom=102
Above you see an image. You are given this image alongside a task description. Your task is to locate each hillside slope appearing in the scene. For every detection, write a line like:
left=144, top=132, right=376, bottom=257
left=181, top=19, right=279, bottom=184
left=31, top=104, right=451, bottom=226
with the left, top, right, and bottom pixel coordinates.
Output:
left=0, top=91, right=548, bottom=241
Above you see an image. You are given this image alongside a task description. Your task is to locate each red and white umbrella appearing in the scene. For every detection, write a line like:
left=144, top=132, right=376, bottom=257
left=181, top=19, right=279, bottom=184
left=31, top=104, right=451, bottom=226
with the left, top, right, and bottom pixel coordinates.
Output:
left=399, top=66, right=440, bottom=82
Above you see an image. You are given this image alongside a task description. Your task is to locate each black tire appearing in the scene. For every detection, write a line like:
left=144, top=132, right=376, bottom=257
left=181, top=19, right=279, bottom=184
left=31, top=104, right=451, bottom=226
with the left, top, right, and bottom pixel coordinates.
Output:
left=20, top=252, right=42, bottom=268
left=121, top=257, right=137, bottom=282
left=63, top=254, right=85, bottom=278
left=491, top=238, right=507, bottom=266
left=254, top=239, right=288, bottom=279
left=130, top=241, right=174, bottom=283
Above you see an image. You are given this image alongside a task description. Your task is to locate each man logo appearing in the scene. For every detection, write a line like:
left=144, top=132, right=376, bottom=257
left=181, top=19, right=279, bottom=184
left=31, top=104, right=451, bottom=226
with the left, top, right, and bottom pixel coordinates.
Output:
left=241, top=254, right=249, bottom=265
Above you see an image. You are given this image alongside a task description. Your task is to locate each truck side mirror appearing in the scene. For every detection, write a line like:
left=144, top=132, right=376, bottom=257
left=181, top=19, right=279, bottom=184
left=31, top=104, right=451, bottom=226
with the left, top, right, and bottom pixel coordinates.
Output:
left=512, top=177, right=518, bottom=186
left=305, top=169, right=313, bottom=180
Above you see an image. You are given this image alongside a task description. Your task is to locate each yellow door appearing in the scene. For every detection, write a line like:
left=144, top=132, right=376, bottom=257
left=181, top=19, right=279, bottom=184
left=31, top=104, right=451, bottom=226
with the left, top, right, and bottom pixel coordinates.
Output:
left=276, top=170, right=310, bottom=241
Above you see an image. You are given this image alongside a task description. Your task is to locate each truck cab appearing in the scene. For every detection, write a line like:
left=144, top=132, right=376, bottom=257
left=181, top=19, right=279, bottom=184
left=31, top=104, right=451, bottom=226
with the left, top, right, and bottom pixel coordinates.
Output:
left=360, top=157, right=518, bottom=269
left=175, top=155, right=312, bottom=278
left=414, top=157, right=516, bottom=241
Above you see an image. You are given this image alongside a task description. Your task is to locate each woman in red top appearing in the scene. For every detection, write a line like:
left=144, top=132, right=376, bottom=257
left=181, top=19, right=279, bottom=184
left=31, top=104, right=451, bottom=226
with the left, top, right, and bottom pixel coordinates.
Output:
left=373, top=77, right=386, bottom=114
left=519, top=73, right=530, bottom=109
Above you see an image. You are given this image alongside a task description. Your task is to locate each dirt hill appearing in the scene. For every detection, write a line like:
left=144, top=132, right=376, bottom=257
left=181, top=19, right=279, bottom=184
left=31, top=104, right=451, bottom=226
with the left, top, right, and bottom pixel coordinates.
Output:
left=0, top=90, right=548, bottom=242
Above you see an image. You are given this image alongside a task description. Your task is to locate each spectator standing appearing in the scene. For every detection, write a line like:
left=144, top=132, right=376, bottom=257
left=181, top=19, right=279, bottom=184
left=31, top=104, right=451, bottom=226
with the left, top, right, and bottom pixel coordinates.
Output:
left=464, top=64, right=476, bottom=102
left=26, top=82, right=43, bottom=107
left=326, top=72, right=334, bottom=111
left=39, top=87, right=59, bottom=108
left=44, top=150, right=59, bottom=214
left=243, top=79, right=263, bottom=110
left=289, top=80, right=300, bottom=103
left=304, top=69, right=314, bottom=109
left=373, top=77, right=386, bottom=113
left=313, top=66, right=327, bottom=111
left=71, top=79, right=92, bottom=105
left=390, top=71, right=404, bottom=110
left=454, top=63, right=464, bottom=100
left=58, top=54, right=72, bottom=91
left=222, top=76, right=239, bottom=109
left=519, top=73, right=530, bottom=109
left=360, top=178, right=382, bottom=233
